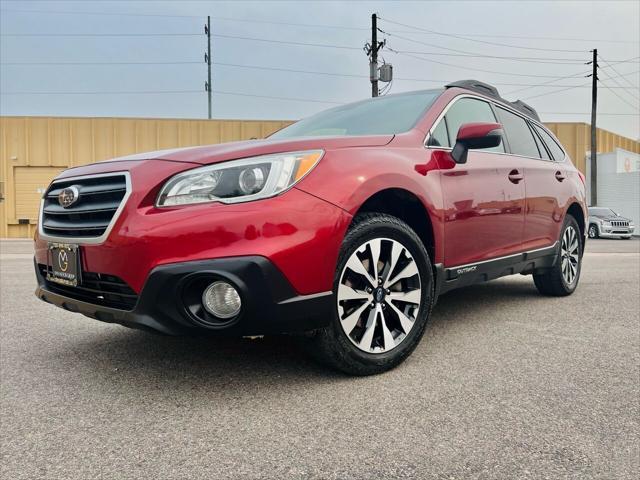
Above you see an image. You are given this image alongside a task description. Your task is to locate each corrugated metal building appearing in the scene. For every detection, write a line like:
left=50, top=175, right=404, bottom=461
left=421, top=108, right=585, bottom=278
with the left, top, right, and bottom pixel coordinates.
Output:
left=1, top=116, right=638, bottom=238
left=586, top=148, right=640, bottom=236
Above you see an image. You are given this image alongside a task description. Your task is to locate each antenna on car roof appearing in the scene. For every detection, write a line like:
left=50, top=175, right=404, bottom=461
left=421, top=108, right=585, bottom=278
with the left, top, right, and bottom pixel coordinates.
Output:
left=445, top=79, right=541, bottom=121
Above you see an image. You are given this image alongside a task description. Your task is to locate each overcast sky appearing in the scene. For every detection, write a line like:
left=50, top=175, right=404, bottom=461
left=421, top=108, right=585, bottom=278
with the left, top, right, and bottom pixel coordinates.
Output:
left=1, top=0, right=638, bottom=138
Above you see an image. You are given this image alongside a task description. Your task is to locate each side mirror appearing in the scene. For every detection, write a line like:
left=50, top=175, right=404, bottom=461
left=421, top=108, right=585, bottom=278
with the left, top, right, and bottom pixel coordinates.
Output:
left=451, top=122, right=503, bottom=164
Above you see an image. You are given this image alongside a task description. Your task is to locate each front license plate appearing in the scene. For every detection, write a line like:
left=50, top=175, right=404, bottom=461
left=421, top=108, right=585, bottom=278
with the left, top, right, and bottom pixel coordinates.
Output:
left=47, top=243, right=81, bottom=287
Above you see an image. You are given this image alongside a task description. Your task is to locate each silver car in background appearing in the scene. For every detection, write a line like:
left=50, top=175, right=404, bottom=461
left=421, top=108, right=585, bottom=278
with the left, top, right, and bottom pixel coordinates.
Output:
left=588, top=207, right=635, bottom=239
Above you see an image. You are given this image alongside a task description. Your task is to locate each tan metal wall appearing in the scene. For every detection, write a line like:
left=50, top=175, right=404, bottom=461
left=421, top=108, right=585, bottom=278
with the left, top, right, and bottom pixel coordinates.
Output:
left=545, top=122, right=640, bottom=174
left=0, top=116, right=292, bottom=238
left=1, top=116, right=638, bottom=238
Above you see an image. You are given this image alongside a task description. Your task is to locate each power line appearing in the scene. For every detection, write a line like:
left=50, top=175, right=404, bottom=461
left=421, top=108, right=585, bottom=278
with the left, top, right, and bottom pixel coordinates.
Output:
left=379, top=28, right=588, bottom=64
left=389, top=30, right=639, bottom=45
left=1, top=60, right=638, bottom=92
left=388, top=48, right=589, bottom=79
left=522, top=83, right=591, bottom=100
left=213, top=90, right=344, bottom=104
left=0, top=30, right=363, bottom=51
left=505, top=68, right=640, bottom=96
left=1, top=32, right=203, bottom=37
left=390, top=49, right=588, bottom=64
left=598, top=55, right=640, bottom=100
left=378, top=17, right=588, bottom=53
left=1, top=90, right=203, bottom=95
left=2, top=8, right=638, bottom=45
left=1, top=61, right=203, bottom=65
left=504, top=70, right=591, bottom=95
left=598, top=80, right=639, bottom=111
left=0, top=7, right=202, bottom=18
left=210, top=33, right=361, bottom=50
left=0, top=89, right=345, bottom=104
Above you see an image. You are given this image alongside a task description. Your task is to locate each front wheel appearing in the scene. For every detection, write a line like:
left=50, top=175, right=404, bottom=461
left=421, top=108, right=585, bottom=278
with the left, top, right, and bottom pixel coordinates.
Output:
left=307, top=213, right=434, bottom=375
left=533, top=215, right=583, bottom=296
left=588, top=223, right=599, bottom=239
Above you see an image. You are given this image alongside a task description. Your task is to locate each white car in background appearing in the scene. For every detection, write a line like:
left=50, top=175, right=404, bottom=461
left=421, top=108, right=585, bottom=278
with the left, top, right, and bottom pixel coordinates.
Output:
left=588, top=207, right=635, bottom=239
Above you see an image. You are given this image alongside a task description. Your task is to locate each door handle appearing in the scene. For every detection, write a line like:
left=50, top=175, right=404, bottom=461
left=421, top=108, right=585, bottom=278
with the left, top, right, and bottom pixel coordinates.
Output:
left=555, top=171, right=566, bottom=182
left=508, top=169, right=524, bottom=184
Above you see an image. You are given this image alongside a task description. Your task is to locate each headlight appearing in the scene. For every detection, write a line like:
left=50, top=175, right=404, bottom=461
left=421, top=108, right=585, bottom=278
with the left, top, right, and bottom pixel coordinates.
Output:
left=156, top=150, right=323, bottom=207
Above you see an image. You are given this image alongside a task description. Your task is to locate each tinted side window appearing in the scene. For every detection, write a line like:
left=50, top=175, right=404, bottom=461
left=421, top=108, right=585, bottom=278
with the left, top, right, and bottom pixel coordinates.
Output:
left=531, top=130, right=551, bottom=160
left=428, top=118, right=450, bottom=147
left=495, top=107, right=541, bottom=158
left=443, top=98, right=504, bottom=152
left=532, top=124, right=565, bottom=161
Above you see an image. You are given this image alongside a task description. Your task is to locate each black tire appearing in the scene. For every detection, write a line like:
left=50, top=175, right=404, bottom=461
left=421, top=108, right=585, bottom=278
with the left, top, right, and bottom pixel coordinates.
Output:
left=588, top=223, right=599, bottom=239
left=533, top=214, right=583, bottom=296
left=307, top=213, right=434, bottom=375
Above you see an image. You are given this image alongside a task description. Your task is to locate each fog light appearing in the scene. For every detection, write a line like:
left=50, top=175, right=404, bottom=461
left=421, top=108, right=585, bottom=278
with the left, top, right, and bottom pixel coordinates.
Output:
left=202, top=281, right=241, bottom=318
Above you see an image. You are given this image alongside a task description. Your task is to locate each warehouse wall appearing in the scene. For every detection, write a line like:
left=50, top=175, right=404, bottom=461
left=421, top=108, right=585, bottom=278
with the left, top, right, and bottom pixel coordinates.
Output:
left=1, top=116, right=638, bottom=238
left=545, top=122, right=640, bottom=174
left=0, top=116, right=292, bottom=238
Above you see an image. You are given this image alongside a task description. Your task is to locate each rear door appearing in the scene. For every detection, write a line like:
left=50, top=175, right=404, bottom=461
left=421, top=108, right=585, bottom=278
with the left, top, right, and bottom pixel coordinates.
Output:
left=429, top=96, right=526, bottom=267
left=495, top=106, right=567, bottom=250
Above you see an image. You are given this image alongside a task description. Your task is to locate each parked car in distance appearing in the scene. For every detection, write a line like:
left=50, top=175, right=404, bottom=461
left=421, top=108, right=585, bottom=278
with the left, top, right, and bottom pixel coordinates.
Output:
left=34, top=79, right=587, bottom=375
left=588, top=207, right=635, bottom=239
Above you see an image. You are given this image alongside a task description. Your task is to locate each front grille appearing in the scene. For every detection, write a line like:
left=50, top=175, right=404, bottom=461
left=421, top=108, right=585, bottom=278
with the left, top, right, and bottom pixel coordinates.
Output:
left=38, top=264, right=138, bottom=310
left=611, top=220, right=629, bottom=228
left=41, top=173, right=128, bottom=238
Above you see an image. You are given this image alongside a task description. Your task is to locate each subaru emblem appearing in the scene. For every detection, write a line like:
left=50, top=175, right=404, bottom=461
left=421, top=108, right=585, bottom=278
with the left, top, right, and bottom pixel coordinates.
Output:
left=58, top=186, right=79, bottom=208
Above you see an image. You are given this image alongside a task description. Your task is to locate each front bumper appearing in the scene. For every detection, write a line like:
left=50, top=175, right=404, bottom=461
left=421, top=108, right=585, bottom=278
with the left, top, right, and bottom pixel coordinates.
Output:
left=598, top=225, right=635, bottom=238
left=35, top=256, right=334, bottom=335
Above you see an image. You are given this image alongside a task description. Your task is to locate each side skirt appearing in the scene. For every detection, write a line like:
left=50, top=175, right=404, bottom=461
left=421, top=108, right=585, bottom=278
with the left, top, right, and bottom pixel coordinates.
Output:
left=434, top=242, right=559, bottom=297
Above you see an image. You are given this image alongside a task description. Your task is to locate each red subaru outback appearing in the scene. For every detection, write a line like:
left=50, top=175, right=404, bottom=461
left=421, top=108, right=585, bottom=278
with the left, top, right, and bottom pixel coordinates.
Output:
left=35, top=80, right=587, bottom=375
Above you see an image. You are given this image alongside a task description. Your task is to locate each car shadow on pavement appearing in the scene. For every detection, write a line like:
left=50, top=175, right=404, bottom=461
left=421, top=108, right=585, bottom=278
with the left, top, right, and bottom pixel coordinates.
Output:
left=57, top=278, right=541, bottom=386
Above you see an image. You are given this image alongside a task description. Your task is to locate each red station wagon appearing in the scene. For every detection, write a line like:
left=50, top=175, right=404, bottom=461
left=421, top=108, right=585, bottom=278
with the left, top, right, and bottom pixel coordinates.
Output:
left=35, top=80, right=588, bottom=375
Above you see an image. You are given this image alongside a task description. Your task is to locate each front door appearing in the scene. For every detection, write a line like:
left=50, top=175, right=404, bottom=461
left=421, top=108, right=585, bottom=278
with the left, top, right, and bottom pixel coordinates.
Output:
left=438, top=151, right=526, bottom=267
left=428, top=96, right=525, bottom=267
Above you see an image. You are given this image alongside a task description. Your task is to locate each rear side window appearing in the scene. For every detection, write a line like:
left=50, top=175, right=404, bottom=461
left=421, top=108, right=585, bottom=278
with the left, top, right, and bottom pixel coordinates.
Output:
left=532, top=124, right=565, bottom=161
left=495, top=107, right=541, bottom=158
left=531, top=130, right=551, bottom=160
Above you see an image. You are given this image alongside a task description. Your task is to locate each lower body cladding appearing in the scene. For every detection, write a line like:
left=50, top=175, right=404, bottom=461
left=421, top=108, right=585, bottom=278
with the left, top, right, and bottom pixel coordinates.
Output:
left=435, top=242, right=561, bottom=295
left=35, top=256, right=333, bottom=336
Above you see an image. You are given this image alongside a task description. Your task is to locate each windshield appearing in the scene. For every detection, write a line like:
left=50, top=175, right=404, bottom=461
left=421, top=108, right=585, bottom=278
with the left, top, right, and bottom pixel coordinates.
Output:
left=270, top=90, right=443, bottom=139
left=589, top=207, right=617, bottom=216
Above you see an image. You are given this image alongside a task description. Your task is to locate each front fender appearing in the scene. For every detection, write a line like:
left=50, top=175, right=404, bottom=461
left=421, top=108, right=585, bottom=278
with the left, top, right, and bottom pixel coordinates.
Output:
left=295, top=145, right=446, bottom=263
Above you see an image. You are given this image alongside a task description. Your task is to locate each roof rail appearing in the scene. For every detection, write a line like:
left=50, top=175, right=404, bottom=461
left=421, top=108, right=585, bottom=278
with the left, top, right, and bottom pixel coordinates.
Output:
left=445, top=79, right=540, bottom=121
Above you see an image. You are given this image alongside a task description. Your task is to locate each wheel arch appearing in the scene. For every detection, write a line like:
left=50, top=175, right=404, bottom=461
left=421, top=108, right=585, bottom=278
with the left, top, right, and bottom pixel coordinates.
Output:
left=567, top=202, right=586, bottom=238
left=352, top=188, right=436, bottom=262
left=567, top=202, right=587, bottom=254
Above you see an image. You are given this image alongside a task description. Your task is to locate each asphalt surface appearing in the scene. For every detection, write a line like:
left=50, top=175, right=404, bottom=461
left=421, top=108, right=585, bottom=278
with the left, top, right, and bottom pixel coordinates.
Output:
left=1, top=238, right=638, bottom=479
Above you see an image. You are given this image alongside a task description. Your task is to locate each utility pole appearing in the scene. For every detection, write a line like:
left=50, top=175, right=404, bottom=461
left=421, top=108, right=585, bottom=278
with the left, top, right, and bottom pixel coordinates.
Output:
left=205, top=16, right=212, bottom=119
left=370, top=13, right=379, bottom=97
left=365, top=14, right=385, bottom=97
left=589, top=48, right=598, bottom=206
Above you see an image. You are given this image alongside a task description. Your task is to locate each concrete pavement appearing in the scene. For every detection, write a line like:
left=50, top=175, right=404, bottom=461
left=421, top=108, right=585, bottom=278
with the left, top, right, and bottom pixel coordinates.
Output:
left=1, top=238, right=638, bottom=479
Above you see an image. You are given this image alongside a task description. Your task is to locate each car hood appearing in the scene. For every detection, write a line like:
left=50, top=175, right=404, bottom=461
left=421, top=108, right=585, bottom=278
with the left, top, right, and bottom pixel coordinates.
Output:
left=592, top=214, right=631, bottom=221
left=97, top=135, right=395, bottom=165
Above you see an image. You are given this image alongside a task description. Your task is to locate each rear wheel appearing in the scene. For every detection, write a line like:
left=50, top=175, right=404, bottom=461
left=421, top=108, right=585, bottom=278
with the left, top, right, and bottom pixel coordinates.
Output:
left=308, top=213, right=434, bottom=375
left=533, top=215, right=583, bottom=296
left=588, top=223, right=599, bottom=239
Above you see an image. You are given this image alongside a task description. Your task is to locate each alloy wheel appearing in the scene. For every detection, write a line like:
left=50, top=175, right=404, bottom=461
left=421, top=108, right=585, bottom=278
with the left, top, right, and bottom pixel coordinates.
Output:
left=337, top=238, right=422, bottom=353
left=588, top=225, right=598, bottom=238
left=561, top=225, right=580, bottom=285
